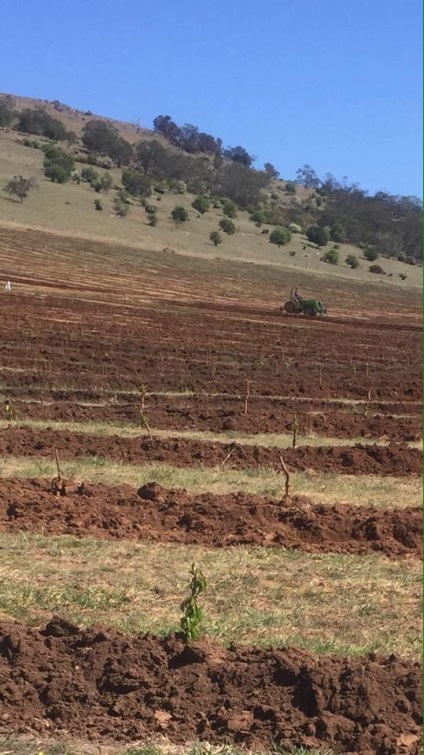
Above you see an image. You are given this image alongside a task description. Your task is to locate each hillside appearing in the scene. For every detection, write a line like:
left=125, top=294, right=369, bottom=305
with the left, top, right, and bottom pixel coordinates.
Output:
left=0, top=92, right=421, bottom=289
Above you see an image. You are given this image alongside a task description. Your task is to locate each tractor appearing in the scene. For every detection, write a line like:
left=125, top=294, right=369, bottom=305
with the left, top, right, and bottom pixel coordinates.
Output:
left=282, top=288, right=327, bottom=317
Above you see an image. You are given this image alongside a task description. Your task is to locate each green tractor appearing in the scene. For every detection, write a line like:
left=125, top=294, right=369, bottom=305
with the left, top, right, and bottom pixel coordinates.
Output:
left=282, top=288, right=327, bottom=317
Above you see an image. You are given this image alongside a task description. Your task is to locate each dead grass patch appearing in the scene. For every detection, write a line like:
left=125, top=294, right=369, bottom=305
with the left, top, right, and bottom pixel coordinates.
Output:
left=1, top=418, right=420, bottom=449
left=0, top=531, right=420, bottom=659
left=0, top=457, right=419, bottom=509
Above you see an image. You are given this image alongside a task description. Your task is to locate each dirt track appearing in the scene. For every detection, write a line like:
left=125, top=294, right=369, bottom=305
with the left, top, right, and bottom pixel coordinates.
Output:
left=0, top=617, right=421, bottom=754
left=0, top=478, right=421, bottom=558
left=0, top=427, right=421, bottom=476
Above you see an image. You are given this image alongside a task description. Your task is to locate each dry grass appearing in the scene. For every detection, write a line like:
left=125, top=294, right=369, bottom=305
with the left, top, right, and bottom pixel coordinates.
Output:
left=1, top=418, right=421, bottom=450
left=0, top=456, right=420, bottom=509
left=0, top=531, right=420, bottom=659
left=0, top=735, right=332, bottom=755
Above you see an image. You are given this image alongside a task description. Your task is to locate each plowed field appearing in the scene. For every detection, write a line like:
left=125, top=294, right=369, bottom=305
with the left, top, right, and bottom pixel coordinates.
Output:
left=0, top=226, right=421, bottom=754
left=0, top=478, right=421, bottom=557
left=0, top=617, right=421, bottom=754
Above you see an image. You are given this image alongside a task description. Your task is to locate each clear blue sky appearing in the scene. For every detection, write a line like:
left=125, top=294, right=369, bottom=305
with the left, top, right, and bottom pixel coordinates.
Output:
left=2, top=0, right=422, bottom=197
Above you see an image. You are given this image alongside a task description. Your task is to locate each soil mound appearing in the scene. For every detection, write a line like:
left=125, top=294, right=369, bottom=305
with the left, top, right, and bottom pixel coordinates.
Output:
left=0, top=619, right=421, bottom=754
left=0, top=478, right=421, bottom=558
left=0, top=427, right=421, bottom=476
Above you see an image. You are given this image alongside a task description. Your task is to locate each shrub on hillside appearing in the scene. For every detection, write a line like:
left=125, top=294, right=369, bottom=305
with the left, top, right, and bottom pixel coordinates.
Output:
left=210, top=231, right=222, bottom=247
left=369, top=264, right=386, bottom=274
left=269, top=227, right=291, bottom=247
left=222, top=199, right=237, bottom=218
left=363, top=246, right=379, bottom=262
left=219, top=218, right=236, bottom=235
left=171, top=205, right=189, bottom=225
left=306, top=224, right=330, bottom=247
left=321, top=248, right=339, bottom=265
left=191, top=195, right=210, bottom=214
left=346, top=254, right=360, bottom=269
left=4, top=175, right=34, bottom=202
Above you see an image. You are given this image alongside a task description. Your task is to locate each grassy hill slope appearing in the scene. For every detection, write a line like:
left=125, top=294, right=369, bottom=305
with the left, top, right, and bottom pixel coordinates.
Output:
left=0, top=95, right=421, bottom=290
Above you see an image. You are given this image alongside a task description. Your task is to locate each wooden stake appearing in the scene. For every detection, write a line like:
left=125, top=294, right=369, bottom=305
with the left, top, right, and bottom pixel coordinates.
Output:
left=279, top=455, right=291, bottom=500
left=244, top=380, right=251, bottom=415
left=221, top=446, right=235, bottom=468
left=292, top=413, right=298, bottom=449
left=54, top=448, right=62, bottom=480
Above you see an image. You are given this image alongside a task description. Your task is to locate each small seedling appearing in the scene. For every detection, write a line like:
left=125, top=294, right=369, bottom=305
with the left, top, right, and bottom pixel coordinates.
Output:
left=4, top=399, right=17, bottom=428
left=318, top=364, right=323, bottom=388
left=279, top=454, right=291, bottom=500
left=138, top=407, right=152, bottom=439
left=180, top=563, right=207, bottom=641
left=139, top=384, right=147, bottom=411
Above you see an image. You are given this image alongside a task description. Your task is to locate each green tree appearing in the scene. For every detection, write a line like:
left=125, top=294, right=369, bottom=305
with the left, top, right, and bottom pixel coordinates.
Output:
left=222, top=198, right=237, bottom=218
left=16, top=108, right=67, bottom=140
left=322, top=248, right=339, bottom=265
left=210, top=230, right=222, bottom=246
left=121, top=168, right=152, bottom=197
left=43, top=145, right=74, bottom=182
left=306, top=224, right=330, bottom=248
left=219, top=217, right=236, bottom=235
left=346, top=254, right=360, bottom=269
left=81, top=166, right=99, bottom=183
left=191, top=195, right=210, bottom=214
left=330, top=223, right=347, bottom=243
left=94, top=199, right=103, bottom=211
left=100, top=172, right=113, bottom=193
left=269, top=227, right=291, bottom=247
left=171, top=205, right=189, bottom=225
left=44, top=164, right=68, bottom=183
left=250, top=208, right=266, bottom=226
left=4, top=175, right=33, bottom=202
left=113, top=197, right=129, bottom=217
left=363, top=246, right=379, bottom=261
left=0, top=103, right=14, bottom=127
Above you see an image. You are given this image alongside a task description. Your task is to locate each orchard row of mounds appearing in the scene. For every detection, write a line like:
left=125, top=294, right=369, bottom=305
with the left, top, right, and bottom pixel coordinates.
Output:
left=7, top=395, right=422, bottom=442
left=1, top=478, right=421, bottom=558
left=0, top=617, right=421, bottom=754
left=0, top=427, right=421, bottom=477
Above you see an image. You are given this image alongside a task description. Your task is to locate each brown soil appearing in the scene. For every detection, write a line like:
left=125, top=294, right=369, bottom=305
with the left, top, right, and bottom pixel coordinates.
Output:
left=1, top=478, right=421, bottom=558
left=8, top=397, right=422, bottom=442
left=0, top=288, right=421, bottom=401
left=0, top=427, right=421, bottom=476
left=0, top=617, right=421, bottom=754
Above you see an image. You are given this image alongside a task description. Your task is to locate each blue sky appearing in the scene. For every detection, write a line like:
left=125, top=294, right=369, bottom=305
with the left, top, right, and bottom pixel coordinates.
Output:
left=2, top=0, right=422, bottom=197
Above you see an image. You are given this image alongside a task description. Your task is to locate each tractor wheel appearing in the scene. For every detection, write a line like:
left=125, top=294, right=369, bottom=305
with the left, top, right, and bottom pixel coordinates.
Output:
left=283, top=300, right=298, bottom=314
left=304, top=307, right=317, bottom=317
